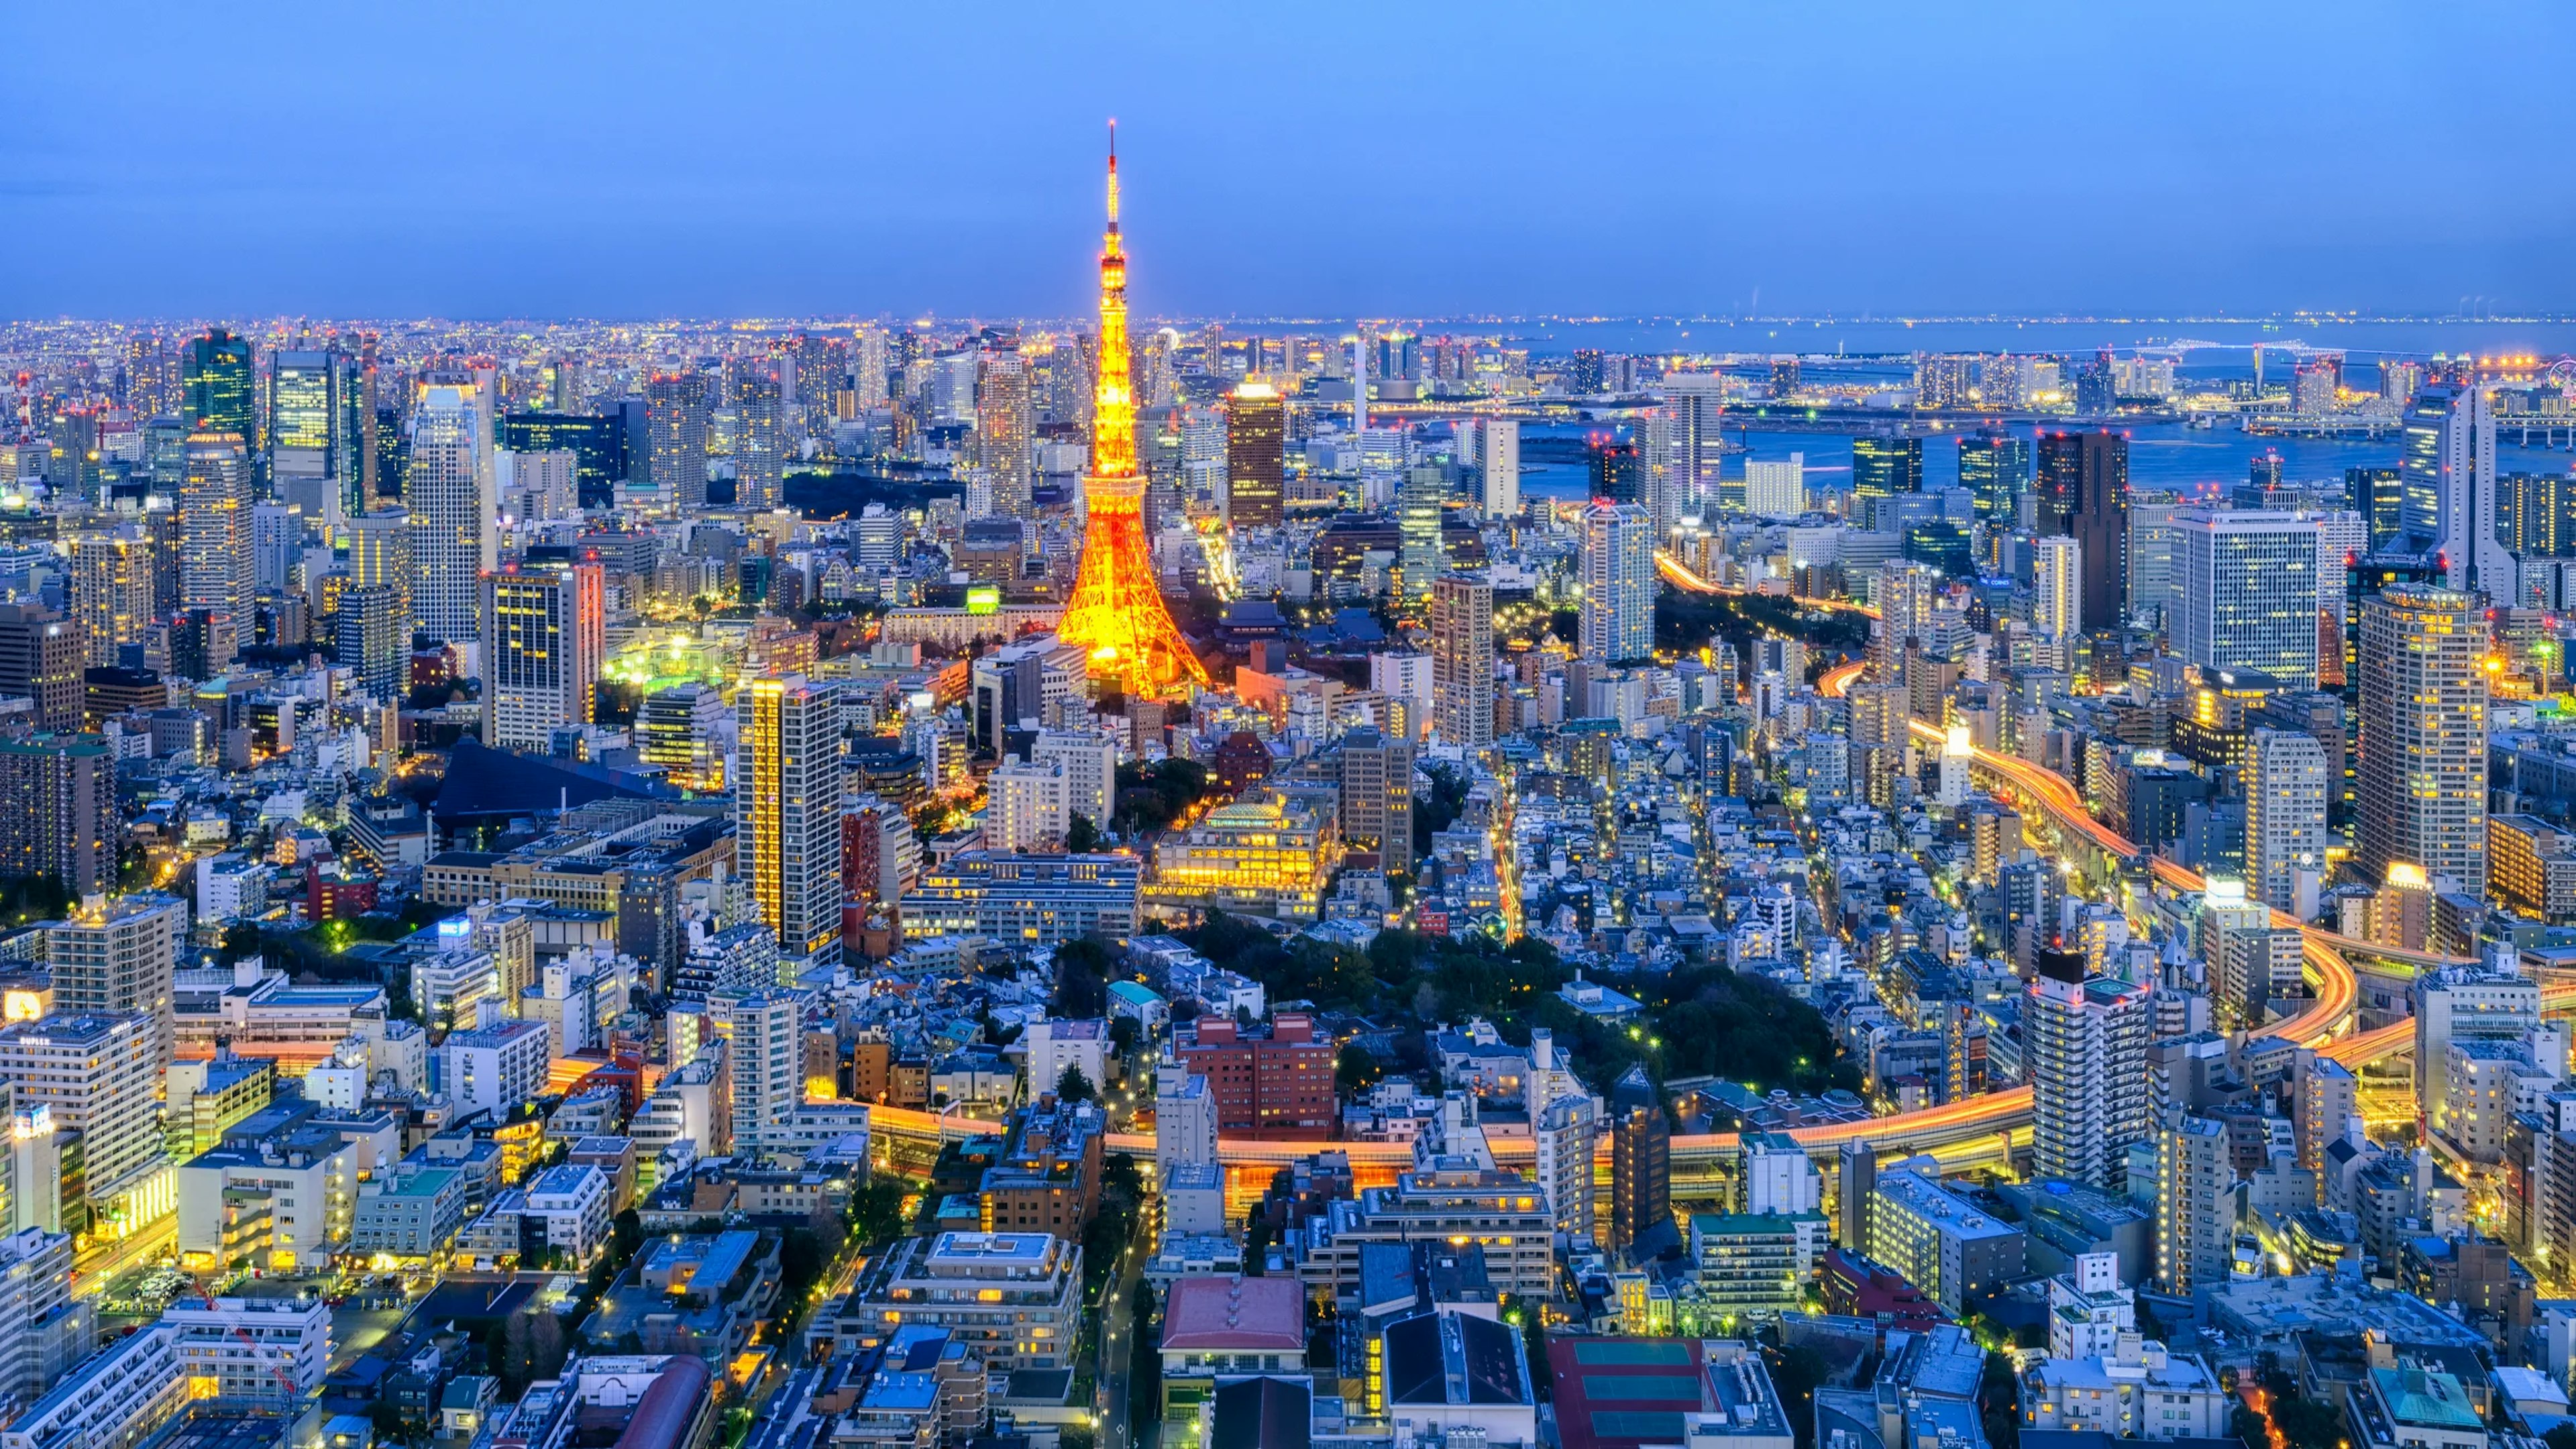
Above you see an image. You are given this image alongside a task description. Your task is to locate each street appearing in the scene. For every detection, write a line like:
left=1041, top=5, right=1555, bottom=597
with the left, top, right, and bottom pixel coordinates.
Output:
left=73, top=1215, right=176, bottom=1299
left=1095, top=1228, right=1149, bottom=1449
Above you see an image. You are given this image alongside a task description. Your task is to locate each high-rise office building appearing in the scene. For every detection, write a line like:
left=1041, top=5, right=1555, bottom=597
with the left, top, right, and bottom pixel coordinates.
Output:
left=638, top=682, right=727, bottom=792
left=737, top=676, right=845, bottom=960
left=1587, top=441, right=1638, bottom=504
left=1957, top=429, right=2029, bottom=526
left=1481, top=419, right=1519, bottom=519
left=2404, top=384, right=2512, bottom=599
left=1397, top=468, right=1447, bottom=592
left=1430, top=574, right=1495, bottom=749
left=2153, top=1116, right=2231, bottom=1295
left=0, top=735, right=113, bottom=897
left=180, top=330, right=253, bottom=441
left=976, top=347, right=1032, bottom=517
left=1662, top=372, right=1727, bottom=514
left=2245, top=729, right=2328, bottom=915
left=405, top=384, right=494, bottom=645
left=0, top=606, right=83, bottom=735
left=2174, top=508, right=2321, bottom=690
left=1580, top=500, right=1654, bottom=665
left=1851, top=435, right=1923, bottom=510
left=1335, top=727, right=1414, bottom=868
left=267, top=350, right=356, bottom=531
left=731, top=363, right=784, bottom=510
left=645, top=372, right=708, bottom=509
left=2357, top=584, right=2486, bottom=893
left=1607, top=1066, right=1669, bottom=1254
left=2036, top=431, right=2130, bottom=631
left=1223, top=381, right=1284, bottom=528
left=1635, top=409, right=1678, bottom=536
left=67, top=535, right=150, bottom=670
left=2026, top=945, right=2153, bottom=1189
left=2030, top=535, right=2080, bottom=641
left=178, top=433, right=252, bottom=658
left=482, top=559, right=604, bottom=753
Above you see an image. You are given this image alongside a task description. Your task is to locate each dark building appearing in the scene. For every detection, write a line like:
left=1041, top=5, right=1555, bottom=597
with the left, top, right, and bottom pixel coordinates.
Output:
left=1607, top=1065, right=1670, bottom=1257
left=1852, top=434, right=1923, bottom=507
left=182, top=329, right=255, bottom=439
left=335, top=586, right=408, bottom=702
left=1587, top=442, right=1638, bottom=504
left=0, top=733, right=116, bottom=895
left=1956, top=429, right=2029, bottom=526
left=499, top=413, right=627, bottom=509
left=372, top=406, right=407, bottom=500
left=2035, top=430, right=2130, bottom=633
left=2247, top=450, right=2284, bottom=494
left=1224, top=385, right=1286, bottom=529
left=0, top=603, right=86, bottom=733
left=2348, top=466, right=2402, bottom=551
left=1565, top=350, right=1606, bottom=394
left=81, top=666, right=166, bottom=729
left=1904, top=519, right=1973, bottom=578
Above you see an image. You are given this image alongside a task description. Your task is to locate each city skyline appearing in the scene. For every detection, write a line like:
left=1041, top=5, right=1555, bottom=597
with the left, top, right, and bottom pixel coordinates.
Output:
left=6, top=5, right=2573, bottom=319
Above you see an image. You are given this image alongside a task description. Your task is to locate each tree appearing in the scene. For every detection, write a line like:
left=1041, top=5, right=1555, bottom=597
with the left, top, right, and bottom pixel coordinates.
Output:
left=1055, top=1065, right=1096, bottom=1105
left=1066, top=813, right=1101, bottom=853
left=1108, top=1015, right=1140, bottom=1057
left=612, top=1208, right=643, bottom=1267
left=1051, top=936, right=1115, bottom=1018
left=851, top=1177, right=910, bottom=1248
left=1978, top=1349, right=2020, bottom=1449
left=1337, top=1042, right=1381, bottom=1092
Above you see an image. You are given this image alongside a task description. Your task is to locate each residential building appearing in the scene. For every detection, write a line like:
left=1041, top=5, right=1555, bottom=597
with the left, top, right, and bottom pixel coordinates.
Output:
left=1866, top=1167, right=2027, bottom=1316
left=2027, top=946, right=2153, bottom=1189
left=737, top=676, right=845, bottom=959
left=2245, top=729, right=2328, bottom=914
left=2357, top=586, right=2486, bottom=894
left=820, top=1232, right=1083, bottom=1373
left=1175, top=1014, right=1336, bottom=1139
left=165, top=1295, right=330, bottom=1400
left=1580, top=501, right=1654, bottom=665
left=1430, top=574, right=1495, bottom=749
left=482, top=558, right=604, bottom=753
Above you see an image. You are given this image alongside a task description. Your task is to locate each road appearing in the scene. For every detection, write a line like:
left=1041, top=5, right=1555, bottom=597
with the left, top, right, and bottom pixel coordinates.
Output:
left=1096, top=1228, right=1149, bottom=1449
left=73, top=1215, right=175, bottom=1297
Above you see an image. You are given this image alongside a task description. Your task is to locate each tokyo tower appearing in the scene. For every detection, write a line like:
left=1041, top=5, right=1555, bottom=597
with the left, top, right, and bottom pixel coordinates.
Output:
left=1057, top=126, right=1209, bottom=696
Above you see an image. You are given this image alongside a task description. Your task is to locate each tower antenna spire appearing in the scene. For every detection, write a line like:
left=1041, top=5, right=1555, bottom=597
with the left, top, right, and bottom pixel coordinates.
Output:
left=1106, top=119, right=1119, bottom=229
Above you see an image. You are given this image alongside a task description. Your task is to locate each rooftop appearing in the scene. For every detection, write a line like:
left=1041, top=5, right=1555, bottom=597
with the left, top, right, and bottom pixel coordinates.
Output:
left=1161, top=1275, right=1305, bottom=1353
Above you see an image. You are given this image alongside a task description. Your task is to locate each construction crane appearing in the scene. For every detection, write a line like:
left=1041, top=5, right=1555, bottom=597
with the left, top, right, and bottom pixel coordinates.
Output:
left=184, top=1273, right=306, bottom=1406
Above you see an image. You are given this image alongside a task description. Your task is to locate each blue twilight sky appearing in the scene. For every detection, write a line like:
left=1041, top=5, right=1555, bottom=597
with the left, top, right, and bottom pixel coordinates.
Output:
left=3, top=2, right=2570, bottom=321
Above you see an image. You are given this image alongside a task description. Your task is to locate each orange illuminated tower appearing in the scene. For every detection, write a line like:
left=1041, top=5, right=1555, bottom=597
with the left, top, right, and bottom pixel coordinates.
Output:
left=1058, top=127, right=1209, bottom=696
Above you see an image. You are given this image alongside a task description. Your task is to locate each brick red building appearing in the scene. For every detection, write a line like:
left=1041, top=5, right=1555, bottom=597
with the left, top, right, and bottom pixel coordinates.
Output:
left=1174, top=1012, right=1336, bottom=1139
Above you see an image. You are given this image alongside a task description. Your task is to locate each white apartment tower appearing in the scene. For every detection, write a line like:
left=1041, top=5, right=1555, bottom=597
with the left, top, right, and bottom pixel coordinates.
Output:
left=1580, top=500, right=1654, bottom=665
left=2026, top=946, right=2153, bottom=1189
left=1430, top=574, right=1495, bottom=749
left=2245, top=729, right=2328, bottom=916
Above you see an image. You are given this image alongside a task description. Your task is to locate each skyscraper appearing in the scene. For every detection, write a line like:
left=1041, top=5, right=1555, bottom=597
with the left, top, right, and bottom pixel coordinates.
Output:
left=1580, top=500, right=1654, bottom=665
left=1662, top=372, right=1727, bottom=514
left=1430, top=573, right=1495, bottom=749
left=2245, top=729, right=2328, bottom=914
left=1587, top=441, right=1639, bottom=504
left=731, top=363, right=785, bottom=510
left=1223, top=381, right=1284, bottom=528
left=1056, top=131, right=1209, bottom=696
left=267, top=349, right=354, bottom=531
left=180, top=330, right=253, bottom=441
left=645, top=372, right=708, bottom=510
left=0, top=735, right=115, bottom=897
left=2358, top=584, right=2486, bottom=893
left=68, top=535, right=150, bottom=669
left=1481, top=419, right=1519, bottom=519
left=976, top=347, right=1032, bottom=517
left=1607, top=1065, right=1669, bottom=1254
left=1956, top=429, right=2029, bottom=527
left=405, top=384, right=494, bottom=645
left=2407, top=384, right=2512, bottom=599
left=334, top=586, right=407, bottom=703
left=1851, top=434, right=1923, bottom=511
left=2026, top=945, right=2153, bottom=1189
left=2174, top=508, right=2321, bottom=690
left=1335, top=727, right=1414, bottom=868
left=737, top=676, right=845, bottom=960
left=2035, top=430, right=2130, bottom=631
left=345, top=508, right=413, bottom=639
left=708, top=989, right=802, bottom=1151
left=482, top=559, right=604, bottom=753
left=1397, top=468, right=1447, bottom=592
left=178, top=432, right=252, bottom=659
